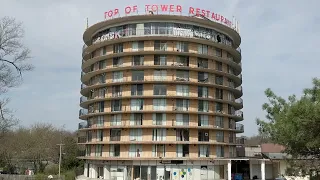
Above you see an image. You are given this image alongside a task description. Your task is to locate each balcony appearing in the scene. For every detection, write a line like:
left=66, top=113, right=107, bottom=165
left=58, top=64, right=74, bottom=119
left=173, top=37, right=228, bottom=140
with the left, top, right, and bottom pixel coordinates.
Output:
left=235, top=110, right=243, bottom=118
left=78, top=122, right=88, bottom=129
left=236, top=47, right=241, bottom=53
left=236, top=86, right=243, bottom=93
left=79, top=109, right=88, bottom=117
left=80, top=96, right=88, bottom=104
left=235, top=123, right=244, bottom=133
left=81, top=84, right=87, bottom=90
left=235, top=98, right=243, bottom=105
left=236, top=137, right=245, bottom=145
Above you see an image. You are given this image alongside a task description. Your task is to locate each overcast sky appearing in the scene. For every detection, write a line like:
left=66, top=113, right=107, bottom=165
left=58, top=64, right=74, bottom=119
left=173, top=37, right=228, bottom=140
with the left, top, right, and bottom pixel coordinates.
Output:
left=1, top=0, right=319, bottom=136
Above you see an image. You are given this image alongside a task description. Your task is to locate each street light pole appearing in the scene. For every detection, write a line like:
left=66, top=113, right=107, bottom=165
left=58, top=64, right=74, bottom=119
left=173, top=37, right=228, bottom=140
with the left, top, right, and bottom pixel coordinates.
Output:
left=57, top=143, right=65, bottom=178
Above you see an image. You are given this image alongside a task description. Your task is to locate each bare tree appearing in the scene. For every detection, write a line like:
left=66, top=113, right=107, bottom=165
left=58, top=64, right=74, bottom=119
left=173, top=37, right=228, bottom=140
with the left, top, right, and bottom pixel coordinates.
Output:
left=0, top=16, right=34, bottom=137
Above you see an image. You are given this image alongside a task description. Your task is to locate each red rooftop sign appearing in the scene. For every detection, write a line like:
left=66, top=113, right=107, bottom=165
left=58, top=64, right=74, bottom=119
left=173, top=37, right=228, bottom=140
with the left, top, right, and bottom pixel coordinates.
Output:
left=103, top=4, right=240, bottom=32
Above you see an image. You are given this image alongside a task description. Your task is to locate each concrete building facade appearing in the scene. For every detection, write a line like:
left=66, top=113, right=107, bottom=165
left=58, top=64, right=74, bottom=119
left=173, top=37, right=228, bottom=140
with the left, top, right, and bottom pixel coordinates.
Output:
left=78, top=14, right=243, bottom=180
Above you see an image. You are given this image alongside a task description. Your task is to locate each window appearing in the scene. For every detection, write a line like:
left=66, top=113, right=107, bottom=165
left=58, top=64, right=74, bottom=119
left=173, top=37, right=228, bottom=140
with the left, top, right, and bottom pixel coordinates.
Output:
left=216, top=146, right=224, bottom=157
left=131, top=99, right=144, bottom=111
left=86, top=145, right=91, bottom=156
left=176, top=114, right=189, bottom=126
left=198, top=130, right=209, bottom=141
left=87, top=131, right=92, bottom=142
left=132, top=71, right=144, bottom=81
left=153, top=99, right=166, bottom=110
left=112, top=71, right=123, bottom=82
left=177, top=144, right=189, bottom=157
left=132, top=55, right=144, bottom=66
left=153, top=85, right=167, bottom=96
left=198, top=72, right=209, bottom=83
left=154, top=40, right=167, bottom=51
left=113, top=43, right=123, bottom=53
left=176, top=85, right=189, bottom=96
left=176, top=42, right=188, bottom=52
left=175, top=56, right=189, bottom=66
left=198, top=100, right=209, bottom=112
left=176, top=99, right=189, bottom=111
left=199, top=145, right=209, bottom=157
left=110, top=144, right=120, bottom=157
left=154, top=55, right=167, bottom=65
left=113, top=57, right=123, bottom=67
left=215, top=48, right=222, bottom=57
left=132, top=41, right=144, bottom=51
left=198, top=115, right=209, bottom=127
left=228, top=78, right=234, bottom=88
left=111, top=100, right=122, bottom=112
left=130, top=113, right=143, bottom=125
left=99, top=73, right=106, bottom=83
left=229, top=146, right=236, bottom=158
left=215, top=75, right=224, bottom=85
left=154, top=70, right=167, bottom=81
left=152, top=145, right=165, bottom=157
left=198, top=58, right=208, bottom=68
left=227, top=65, right=234, bottom=75
left=152, top=129, right=166, bottom=141
left=198, top=44, right=208, bottom=54
left=130, top=129, right=142, bottom=141
left=198, top=86, right=208, bottom=98
left=216, top=89, right=223, bottom=99
left=112, top=85, right=122, bottom=97
left=131, top=84, right=143, bottom=96
left=228, top=105, right=235, bottom=115
left=95, top=144, right=102, bottom=157
left=97, top=116, right=104, bottom=127
left=176, top=129, right=189, bottom=141
left=129, top=145, right=142, bottom=157
left=98, top=102, right=104, bottom=112
left=215, top=116, right=224, bottom=128
left=227, top=91, right=234, bottom=101
left=99, top=60, right=106, bottom=69
left=98, top=88, right=106, bottom=98
left=215, top=102, right=223, bottom=112
left=216, top=61, right=222, bottom=71
left=229, top=118, right=235, bottom=129
left=229, top=132, right=235, bottom=143
left=216, top=131, right=224, bottom=142
left=153, top=113, right=166, bottom=125
left=102, top=47, right=107, bottom=55
left=111, top=114, right=121, bottom=126
left=110, top=129, right=121, bottom=141
left=176, top=70, right=189, bottom=81
left=95, top=130, right=103, bottom=142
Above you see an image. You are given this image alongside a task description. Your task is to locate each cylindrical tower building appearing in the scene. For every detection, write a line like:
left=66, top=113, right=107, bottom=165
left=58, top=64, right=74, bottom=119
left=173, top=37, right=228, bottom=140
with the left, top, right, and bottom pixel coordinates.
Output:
left=78, top=14, right=244, bottom=180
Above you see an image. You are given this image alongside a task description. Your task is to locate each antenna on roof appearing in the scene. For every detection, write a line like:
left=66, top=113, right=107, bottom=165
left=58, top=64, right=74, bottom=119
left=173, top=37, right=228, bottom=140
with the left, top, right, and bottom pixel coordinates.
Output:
left=86, top=18, right=89, bottom=29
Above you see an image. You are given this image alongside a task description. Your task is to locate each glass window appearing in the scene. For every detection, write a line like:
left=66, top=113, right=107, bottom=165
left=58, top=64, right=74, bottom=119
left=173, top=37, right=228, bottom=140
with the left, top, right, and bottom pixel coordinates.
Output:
left=113, top=57, right=123, bottom=67
left=97, top=116, right=104, bottom=127
left=131, top=99, right=144, bottom=111
left=154, top=55, right=167, bottom=65
left=152, top=145, right=166, bottom=157
left=198, top=130, right=209, bottom=142
left=132, top=71, right=144, bottom=81
left=199, top=145, right=209, bottom=157
left=153, top=113, right=166, bottom=125
left=176, top=42, right=189, bottom=52
left=198, top=115, right=209, bottom=126
left=153, top=84, right=167, bottom=96
left=98, top=102, right=104, bottom=112
left=216, top=89, right=223, bottom=99
left=110, top=144, right=120, bottom=157
left=215, top=116, right=224, bottom=128
left=95, top=144, right=102, bottom=157
left=129, top=144, right=142, bottom=157
left=198, top=100, right=209, bottom=112
left=102, top=46, right=107, bottom=55
left=176, top=99, right=189, bottom=111
left=216, top=61, right=222, bottom=71
left=111, top=114, right=122, bottom=126
left=198, top=58, right=208, bottom=68
left=111, top=100, right=122, bottom=112
left=175, top=56, right=189, bottom=66
left=132, top=41, right=144, bottom=51
left=216, top=131, right=224, bottom=142
left=99, top=60, right=106, bottom=69
left=215, top=48, right=222, bottom=57
left=96, top=130, right=103, bottom=142
left=112, top=71, right=123, bottom=82
left=152, top=129, right=166, bottom=141
left=198, top=86, right=208, bottom=98
left=215, top=75, right=224, bottom=85
left=130, top=129, right=142, bottom=141
left=110, top=129, right=121, bottom=141
left=176, top=85, right=189, bottom=96
left=154, top=40, right=167, bottom=51
left=216, top=146, right=224, bottom=157
left=215, top=102, right=223, bottom=112
left=177, top=144, right=189, bottom=157
left=132, top=55, right=144, bottom=66
left=176, top=70, right=189, bottom=81
left=198, top=44, right=208, bottom=54
left=176, top=114, right=189, bottom=126
left=153, top=99, right=166, bottom=110
left=130, top=113, right=143, bottom=125
left=131, top=84, right=143, bottom=96
left=154, top=70, right=167, bottom=81
left=198, top=72, right=209, bottom=83
left=112, top=85, right=122, bottom=97
left=113, top=43, right=123, bottom=53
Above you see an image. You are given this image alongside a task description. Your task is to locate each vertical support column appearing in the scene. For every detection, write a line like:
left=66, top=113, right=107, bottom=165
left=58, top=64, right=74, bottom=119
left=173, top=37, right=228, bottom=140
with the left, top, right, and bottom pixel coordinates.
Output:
left=89, top=164, right=92, bottom=178
left=261, top=160, right=265, bottom=180
left=249, top=160, right=253, bottom=179
left=84, top=163, right=88, bottom=177
left=104, top=165, right=109, bottom=180
left=227, top=160, right=232, bottom=180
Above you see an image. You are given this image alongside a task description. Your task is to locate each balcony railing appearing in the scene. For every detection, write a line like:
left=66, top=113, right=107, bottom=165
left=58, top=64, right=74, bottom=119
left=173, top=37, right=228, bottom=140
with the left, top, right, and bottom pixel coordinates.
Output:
left=236, top=137, right=245, bottom=144
left=78, top=122, right=88, bottom=129
left=80, top=96, right=88, bottom=104
left=236, top=123, right=244, bottom=132
left=235, top=110, right=243, bottom=118
left=235, top=98, right=243, bottom=104
left=81, top=84, right=87, bottom=90
left=79, top=109, right=88, bottom=116
left=236, top=47, right=241, bottom=53
left=236, top=86, right=243, bottom=93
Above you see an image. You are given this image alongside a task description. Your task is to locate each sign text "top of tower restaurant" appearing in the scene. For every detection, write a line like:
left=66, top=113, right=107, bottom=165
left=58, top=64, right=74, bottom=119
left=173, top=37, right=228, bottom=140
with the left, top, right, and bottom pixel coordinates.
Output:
left=104, top=4, right=234, bottom=28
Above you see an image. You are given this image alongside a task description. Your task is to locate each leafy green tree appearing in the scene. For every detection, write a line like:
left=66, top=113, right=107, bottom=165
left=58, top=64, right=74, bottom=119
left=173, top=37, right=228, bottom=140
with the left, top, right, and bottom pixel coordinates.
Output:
left=257, top=78, right=320, bottom=176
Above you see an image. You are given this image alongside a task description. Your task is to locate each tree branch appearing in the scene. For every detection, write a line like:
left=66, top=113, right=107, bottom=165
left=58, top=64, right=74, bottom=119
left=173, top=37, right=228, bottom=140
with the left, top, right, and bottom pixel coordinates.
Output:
left=0, top=58, right=22, bottom=76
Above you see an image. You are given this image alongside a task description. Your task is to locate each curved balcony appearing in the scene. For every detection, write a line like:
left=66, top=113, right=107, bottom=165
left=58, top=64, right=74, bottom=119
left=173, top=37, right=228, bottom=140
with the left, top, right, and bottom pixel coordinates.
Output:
left=81, top=83, right=87, bottom=90
left=80, top=77, right=243, bottom=99
left=235, top=123, right=244, bottom=133
left=79, top=109, right=88, bottom=117
left=235, top=110, right=243, bottom=119
left=80, top=96, right=88, bottom=104
left=235, top=98, right=243, bottom=106
left=78, top=122, right=88, bottom=129
left=82, top=28, right=241, bottom=63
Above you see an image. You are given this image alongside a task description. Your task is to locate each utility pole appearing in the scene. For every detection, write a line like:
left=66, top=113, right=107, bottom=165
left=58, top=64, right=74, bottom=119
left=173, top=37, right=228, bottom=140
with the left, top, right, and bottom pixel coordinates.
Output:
left=57, top=143, right=65, bottom=178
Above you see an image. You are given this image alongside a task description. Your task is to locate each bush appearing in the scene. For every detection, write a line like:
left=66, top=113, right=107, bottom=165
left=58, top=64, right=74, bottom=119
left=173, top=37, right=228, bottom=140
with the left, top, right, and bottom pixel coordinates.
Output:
left=44, top=164, right=59, bottom=175
left=63, top=170, right=76, bottom=180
